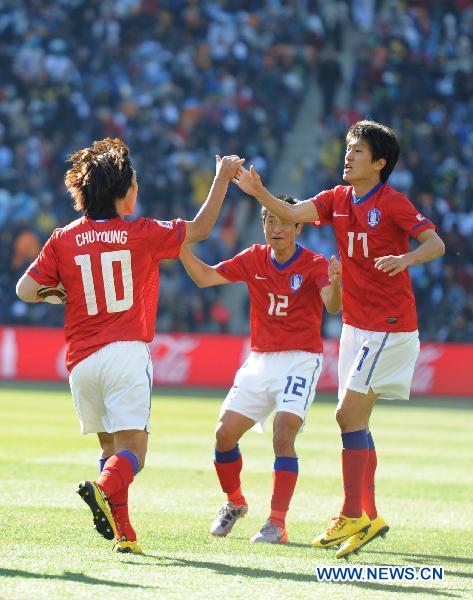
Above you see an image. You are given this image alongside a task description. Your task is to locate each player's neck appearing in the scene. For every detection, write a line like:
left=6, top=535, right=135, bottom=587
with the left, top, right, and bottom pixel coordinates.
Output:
left=271, top=243, right=298, bottom=265
left=352, top=177, right=382, bottom=200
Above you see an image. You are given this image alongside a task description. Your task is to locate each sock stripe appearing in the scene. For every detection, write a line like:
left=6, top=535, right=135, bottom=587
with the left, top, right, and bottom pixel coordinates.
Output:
left=116, top=450, right=139, bottom=475
left=341, top=429, right=369, bottom=450
left=215, top=444, right=241, bottom=464
left=99, top=456, right=110, bottom=474
left=274, top=456, right=298, bottom=474
left=367, top=431, right=375, bottom=449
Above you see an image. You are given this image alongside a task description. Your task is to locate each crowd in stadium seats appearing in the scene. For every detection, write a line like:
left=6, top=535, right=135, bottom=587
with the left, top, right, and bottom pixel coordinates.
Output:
left=300, top=0, right=473, bottom=342
left=0, top=0, right=471, bottom=342
left=0, top=0, right=326, bottom=330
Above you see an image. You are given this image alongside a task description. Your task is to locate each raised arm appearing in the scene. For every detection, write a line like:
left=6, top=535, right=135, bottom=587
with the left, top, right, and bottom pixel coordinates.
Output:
left=374, top=229, right=445, bottom=276
left=234, top=165, right=319, bottom=223
left=184, top=155, right=244, bottom=244
left=179, top=245, right=230, bottom=288
left=320, top=256, right=342, bottom=314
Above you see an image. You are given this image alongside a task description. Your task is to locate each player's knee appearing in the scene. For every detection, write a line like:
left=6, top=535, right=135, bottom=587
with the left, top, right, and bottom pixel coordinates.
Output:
left=335, top=406, right=351, bottom=430
left=273, top=431, right=296, bottom=456
left=215, top=423, right=239, bottom=452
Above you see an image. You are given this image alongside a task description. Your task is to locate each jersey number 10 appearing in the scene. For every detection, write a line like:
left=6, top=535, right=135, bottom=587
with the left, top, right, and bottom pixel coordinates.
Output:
left=75, top=250, right=133, bottom=315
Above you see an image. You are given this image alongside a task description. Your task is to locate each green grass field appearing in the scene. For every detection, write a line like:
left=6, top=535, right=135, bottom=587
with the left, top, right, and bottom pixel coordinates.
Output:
left=0, top=382, right=472, bottom=600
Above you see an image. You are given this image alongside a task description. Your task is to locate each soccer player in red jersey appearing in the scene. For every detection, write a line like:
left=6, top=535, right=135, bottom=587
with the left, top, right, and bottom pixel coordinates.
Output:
left=180, top=195, right=342, bottom=543
left=16, top=138, right=243, bottom=553
left=233, top=121, right=445, bottom=557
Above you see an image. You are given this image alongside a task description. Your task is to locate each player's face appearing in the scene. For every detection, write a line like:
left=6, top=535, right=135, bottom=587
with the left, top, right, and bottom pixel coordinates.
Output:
left=343, top=137, right=385, bottom=184
left=263, top=213, right=301, bottom=251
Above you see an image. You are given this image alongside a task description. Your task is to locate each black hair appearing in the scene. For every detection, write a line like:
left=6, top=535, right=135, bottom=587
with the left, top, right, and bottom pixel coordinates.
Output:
left=261, top=194, right=299, bottom=222
left=65, top=137, right=134, bottom=219
left=346, top=120, right=400, bottom=182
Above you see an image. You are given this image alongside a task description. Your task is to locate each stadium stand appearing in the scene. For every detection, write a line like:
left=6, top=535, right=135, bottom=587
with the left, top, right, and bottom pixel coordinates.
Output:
left=0, top=0, right=471, bottom=342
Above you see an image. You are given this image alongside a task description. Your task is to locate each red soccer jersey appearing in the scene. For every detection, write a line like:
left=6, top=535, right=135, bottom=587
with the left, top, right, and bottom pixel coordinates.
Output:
left=311, top=183, right=436, bottom=332
left=216, top=244, right=330, bottom=353
left=27, top=216, right=185, bottom=371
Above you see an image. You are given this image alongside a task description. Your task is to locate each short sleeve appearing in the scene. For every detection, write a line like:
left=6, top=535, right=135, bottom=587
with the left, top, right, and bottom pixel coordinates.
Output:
left=309, top=189, right=335, bottom=226
left=390, top=194, right=437, bottom=238
left=312, top=255, right=331, bottom=290
left=216, top=247, right=252, bottom=283
left=147, top=218, right=186, bottom=260
left=26, top=231, right=61, bottom=286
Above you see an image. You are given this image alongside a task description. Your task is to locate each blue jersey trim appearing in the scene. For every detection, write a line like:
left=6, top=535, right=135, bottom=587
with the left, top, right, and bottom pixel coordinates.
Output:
left=271, top=244, right=303, bottom=271
left=352, top=182, right=384, bottom=205
left=412, top=220, right=433, bottom=232
left=91, top=218, right=110, bottom=222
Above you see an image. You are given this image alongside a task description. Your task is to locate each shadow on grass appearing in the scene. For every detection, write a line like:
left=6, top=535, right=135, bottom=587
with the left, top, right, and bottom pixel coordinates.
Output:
left=229, top=535, right=314, bottom=549
left=369, top=550, right=473, bottom=566
left=0, top=568, right=152, bottom=589
left=126, top=555, right=460, bottom=596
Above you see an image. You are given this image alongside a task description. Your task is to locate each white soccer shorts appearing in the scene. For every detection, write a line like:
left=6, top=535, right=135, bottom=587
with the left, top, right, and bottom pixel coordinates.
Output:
left=69, top=341, right=153, bottom=435
left=338, top=323, right=420, bottom=401
left=220, top=350, right=323, bottom=430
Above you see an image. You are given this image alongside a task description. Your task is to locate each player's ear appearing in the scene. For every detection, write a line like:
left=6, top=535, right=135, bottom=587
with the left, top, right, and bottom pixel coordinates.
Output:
left=375, top=157, right=386, bottom=172
left=295, top=223, right=303, bottom=235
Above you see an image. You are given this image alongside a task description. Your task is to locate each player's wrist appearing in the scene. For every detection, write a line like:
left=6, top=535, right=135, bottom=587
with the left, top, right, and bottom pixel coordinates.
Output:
left=401, top=253, right=413, bottom=267
left=214, top=172, right=231, bottom=184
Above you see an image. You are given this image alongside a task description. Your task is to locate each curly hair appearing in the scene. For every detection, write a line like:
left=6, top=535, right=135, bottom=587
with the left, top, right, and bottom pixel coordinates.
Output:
left=65, top=137, right=134, bottom=218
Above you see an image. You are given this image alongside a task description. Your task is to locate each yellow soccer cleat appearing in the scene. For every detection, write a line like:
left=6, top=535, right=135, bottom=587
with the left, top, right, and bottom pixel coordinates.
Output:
left=77, top=480, right=117, bottom=541
left=336, top=515, right=390, bottom=560
left=313, top=511, right=371, bottom=548
left=113, top=536, right=143, bottom=554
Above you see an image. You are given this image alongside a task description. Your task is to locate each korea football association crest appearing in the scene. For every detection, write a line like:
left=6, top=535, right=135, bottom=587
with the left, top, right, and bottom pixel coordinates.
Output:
left=367, top=208, right=381, bottom=228
left=290, top=273, right=303, bottom=291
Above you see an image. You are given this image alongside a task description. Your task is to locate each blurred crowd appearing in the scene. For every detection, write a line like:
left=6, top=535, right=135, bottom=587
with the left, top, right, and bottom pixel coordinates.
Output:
left=300, top=0, right=473, bottom=342
left=0, top=0, right=324, bottom=331
left=0, top=0, right=471, bottom=342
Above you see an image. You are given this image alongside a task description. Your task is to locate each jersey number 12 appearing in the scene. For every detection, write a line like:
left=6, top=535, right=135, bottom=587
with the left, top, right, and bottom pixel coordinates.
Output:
left=75, top=250, right=133, bottom=315
left=268, top=293, right=288, bottom=316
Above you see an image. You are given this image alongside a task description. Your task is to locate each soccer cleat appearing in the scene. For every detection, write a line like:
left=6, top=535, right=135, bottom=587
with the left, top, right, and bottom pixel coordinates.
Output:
left=210, top=501, right=248, bottom=537
left=77, top=480, right=117, bottom=540
left=312, top=511, right=371, bottom=548
left=113, top=536, right=143, bottom=554
left=250, top=520, right=288, bottom=544
left=336, top=515, right=390, bottom=560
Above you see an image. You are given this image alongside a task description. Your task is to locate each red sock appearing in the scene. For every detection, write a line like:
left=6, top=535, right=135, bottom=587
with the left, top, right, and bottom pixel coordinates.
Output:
left=269, top=470, right=298, bottom=528
left=96, top=454, right=135, bottom=498
left=214, top=446, right=246, bottom=505
left=362, top=448, right=378, bottom=519
left=109, top=486, right=137, bottom=542
left=341, top=448, right=369, bottom=517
